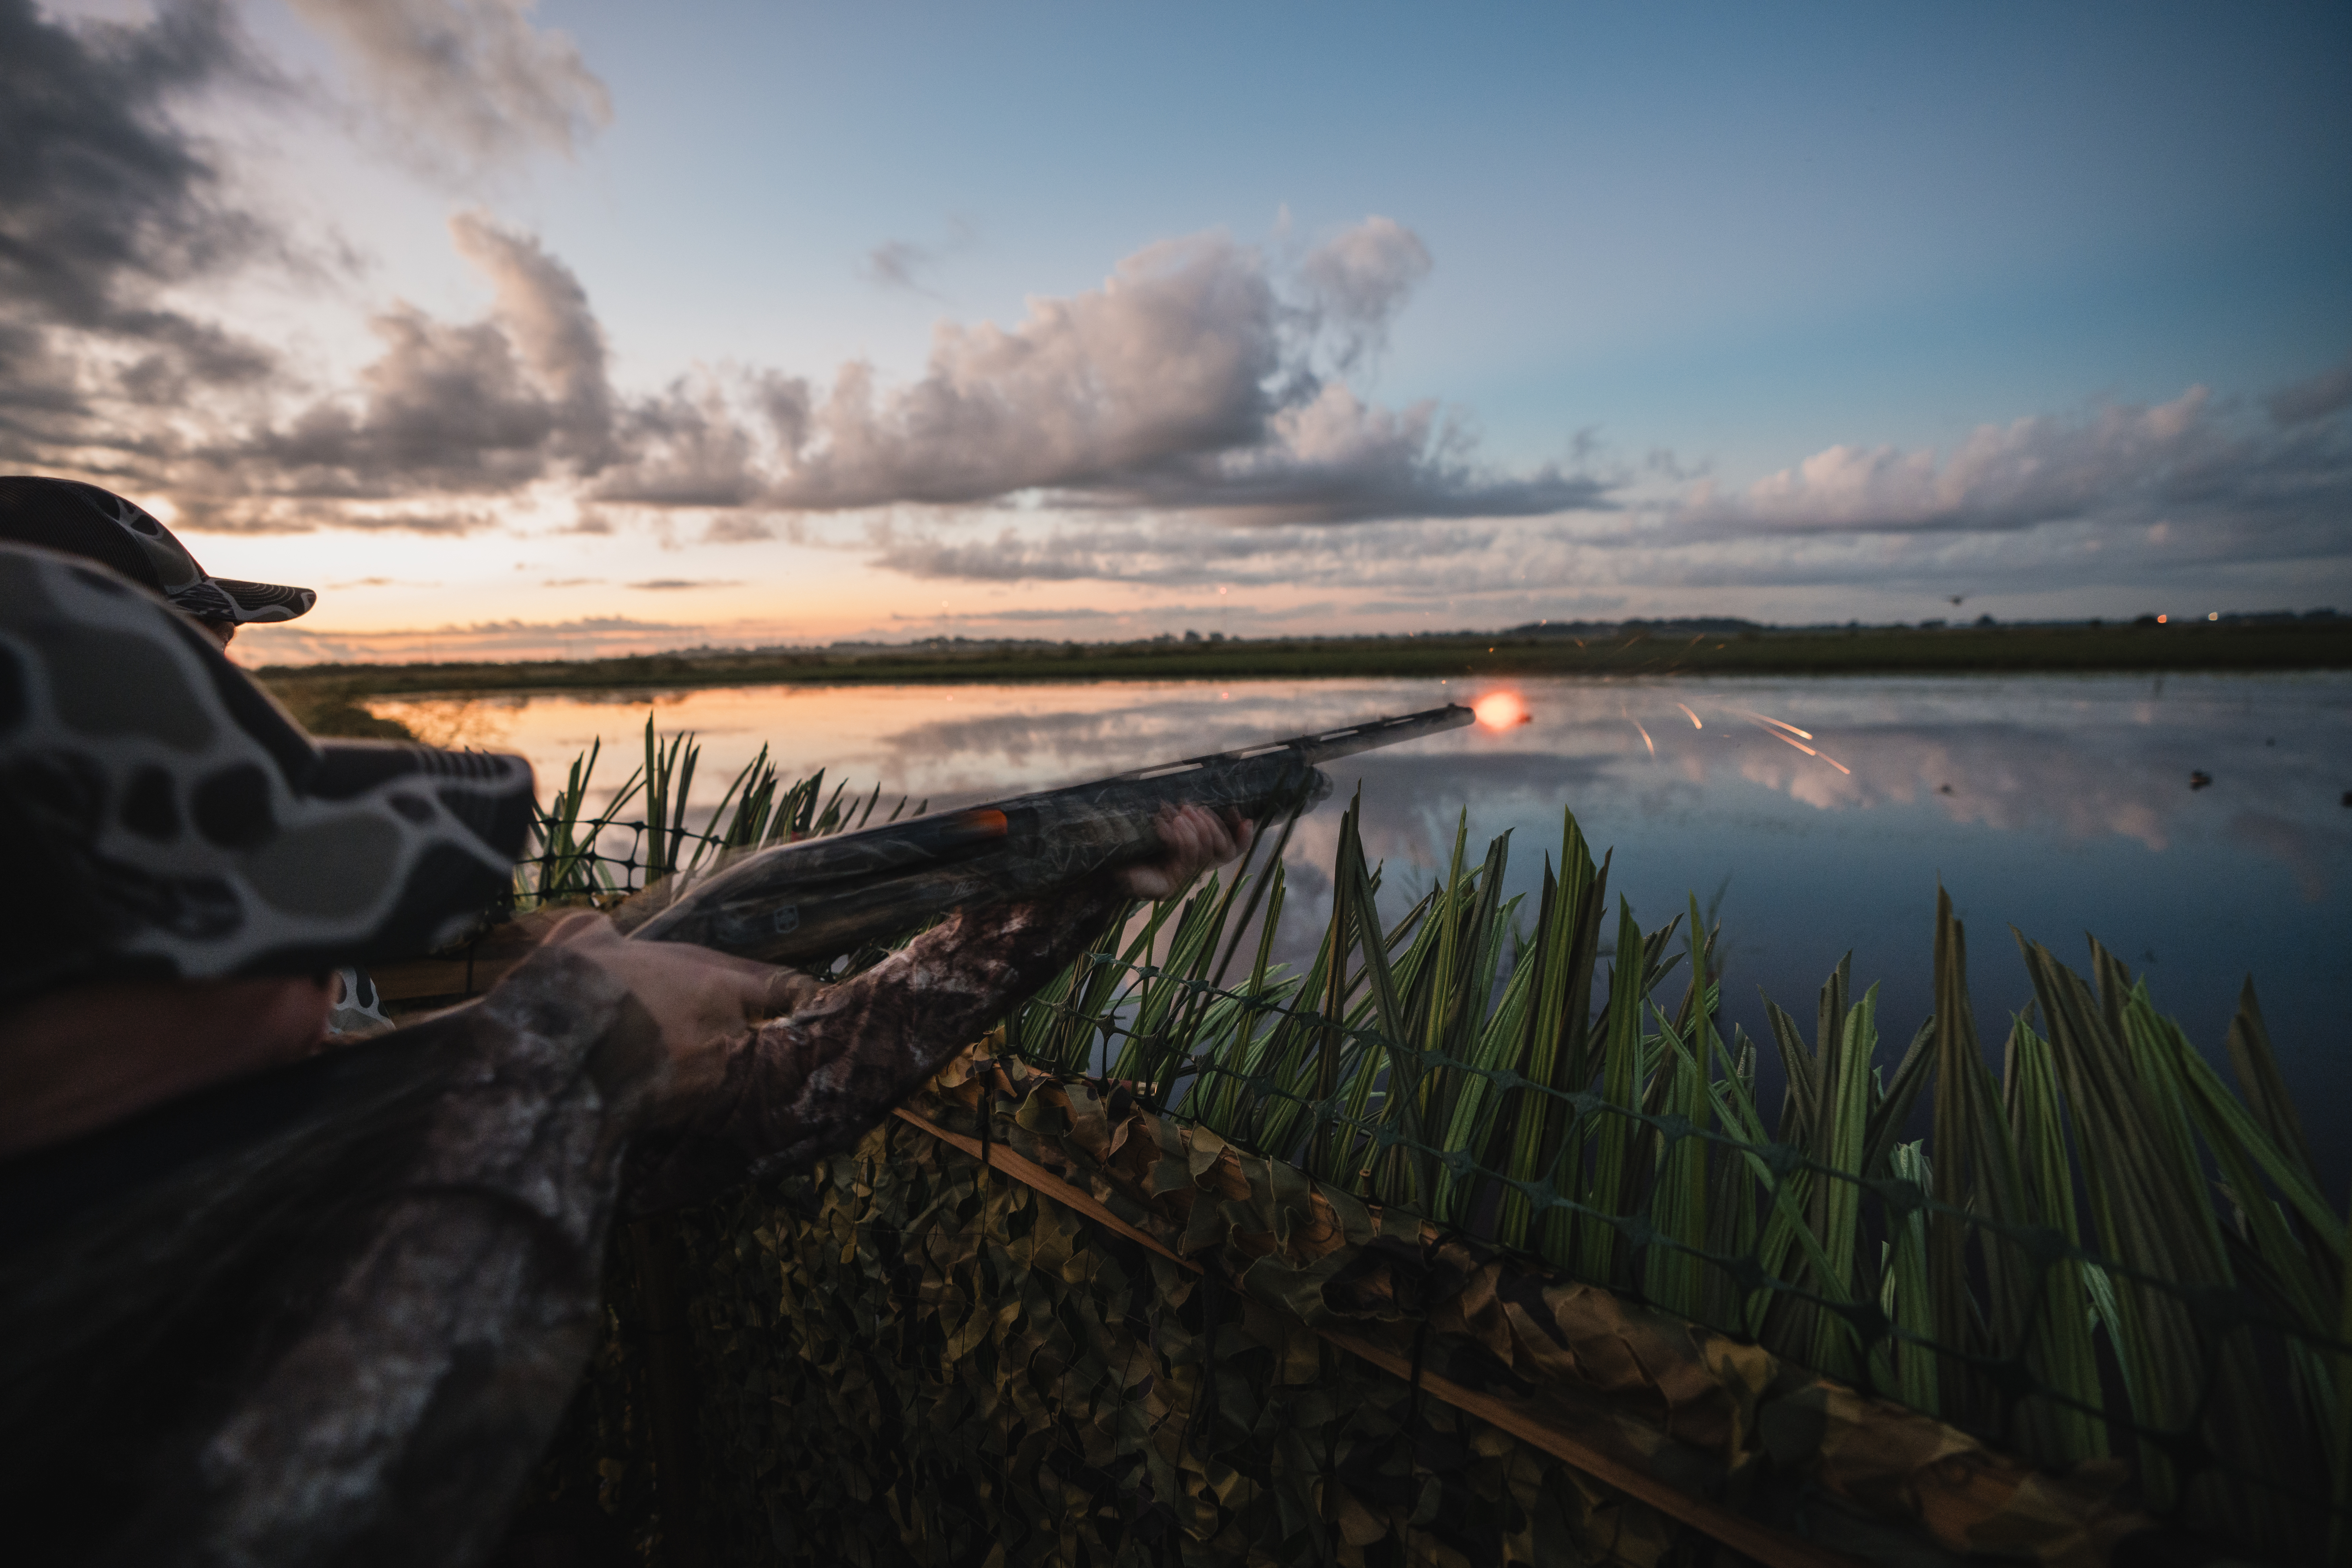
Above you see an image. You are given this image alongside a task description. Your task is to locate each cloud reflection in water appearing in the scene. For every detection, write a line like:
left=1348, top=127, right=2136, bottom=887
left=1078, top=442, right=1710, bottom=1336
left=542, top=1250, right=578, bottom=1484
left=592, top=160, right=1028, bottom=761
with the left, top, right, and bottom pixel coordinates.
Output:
left=385, top=671, right=2352, bottom=1160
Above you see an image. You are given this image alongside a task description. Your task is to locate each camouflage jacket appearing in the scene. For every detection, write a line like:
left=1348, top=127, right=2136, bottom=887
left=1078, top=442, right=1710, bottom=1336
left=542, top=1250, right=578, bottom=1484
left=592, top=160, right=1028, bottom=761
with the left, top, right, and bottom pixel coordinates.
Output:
left=0, top=884, right=1121, bottom=1567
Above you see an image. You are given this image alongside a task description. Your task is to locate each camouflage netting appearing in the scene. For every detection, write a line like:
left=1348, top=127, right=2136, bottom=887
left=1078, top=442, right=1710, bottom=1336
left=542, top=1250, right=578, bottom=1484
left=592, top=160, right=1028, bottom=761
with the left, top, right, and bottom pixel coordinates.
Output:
left=531, top=1052, right=2175, bottom=1568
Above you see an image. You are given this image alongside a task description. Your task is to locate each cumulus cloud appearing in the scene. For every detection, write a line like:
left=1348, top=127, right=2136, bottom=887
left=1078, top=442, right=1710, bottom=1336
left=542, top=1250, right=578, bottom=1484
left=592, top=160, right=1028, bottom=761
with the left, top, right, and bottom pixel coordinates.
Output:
left=1680, top=389, right=2219, bottom=535
left=1086, top=381, right=1605, bottom=524
left=518, top=218, right=1595, bottom=528
left=284, top=0, right=611, bottom=168
left=15, top=128, right=1601, bottom=542
left=179, top=210, right=615, bottom=514
left=0, top=0, right=612, bottom=484
left=731, top=226, right=1600, bottom=523
left=1662, top=383, right=2352, bottom=568
left=596, top=377, right=761, bottom=506
left=786, top=233, right=1277, bottom=505
left=864, top=364, right=2352, bottom=606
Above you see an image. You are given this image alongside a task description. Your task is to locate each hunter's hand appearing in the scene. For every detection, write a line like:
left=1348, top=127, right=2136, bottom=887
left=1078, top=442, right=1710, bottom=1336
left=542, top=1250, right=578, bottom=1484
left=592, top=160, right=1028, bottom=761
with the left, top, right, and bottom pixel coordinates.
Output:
left=543, top=913, right=808, bottom=1100
left=1118, top=804, right=1255, bottom=901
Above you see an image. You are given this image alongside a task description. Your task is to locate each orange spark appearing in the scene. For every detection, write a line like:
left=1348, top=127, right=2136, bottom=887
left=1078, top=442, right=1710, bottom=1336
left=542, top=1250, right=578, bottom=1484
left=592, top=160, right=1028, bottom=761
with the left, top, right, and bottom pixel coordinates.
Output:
left=1622, top=703, right=1656, bottom=757
left=1746, top=711, right=1814, bottom=740
left=1474, top=691, right=1530, bottom=729
left=1675, top=702, right=1703, bottom=729
left=1743, top=713, right=1850, bottom=773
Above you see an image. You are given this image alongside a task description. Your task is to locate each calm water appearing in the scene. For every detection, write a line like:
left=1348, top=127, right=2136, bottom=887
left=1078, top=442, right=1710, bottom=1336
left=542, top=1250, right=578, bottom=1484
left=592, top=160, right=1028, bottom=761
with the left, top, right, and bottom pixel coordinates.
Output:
left=379, top=673, right=2352, bottom=1175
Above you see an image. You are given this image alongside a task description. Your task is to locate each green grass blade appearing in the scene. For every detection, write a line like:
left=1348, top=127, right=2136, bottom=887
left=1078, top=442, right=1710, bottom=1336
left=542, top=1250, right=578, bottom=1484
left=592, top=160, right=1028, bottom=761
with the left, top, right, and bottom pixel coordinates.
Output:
left=1433, top=917, right=1539, bottom=1224
left=1570, top=897, right=1648, bottom=1282
left=1878, top=1141, right=1939, bottom=1414
left=2018, top=932, right=2211, bottom=1511
left=1861, top=1016, right=1935, bottom=1182
left=1499, top=818, right=1607, bottom=1253
left=2224, top=979, right=2320, bottom=1188
left=2001, top=1015, right=2106, bottom=1459
left=1805, top=980, right=1878, bottom=1379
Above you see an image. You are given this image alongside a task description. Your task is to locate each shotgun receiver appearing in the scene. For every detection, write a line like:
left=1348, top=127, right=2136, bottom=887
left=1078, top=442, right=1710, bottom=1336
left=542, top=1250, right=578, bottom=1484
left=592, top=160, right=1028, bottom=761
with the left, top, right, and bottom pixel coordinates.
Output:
left=627, top=704, right=1474, bottom=965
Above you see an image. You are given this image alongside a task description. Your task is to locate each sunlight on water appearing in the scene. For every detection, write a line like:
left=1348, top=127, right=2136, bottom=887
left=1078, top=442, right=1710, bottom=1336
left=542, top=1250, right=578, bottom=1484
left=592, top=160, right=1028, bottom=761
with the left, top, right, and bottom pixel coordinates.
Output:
left=376, top=673, right=2351, bottom=878
left=380, top=671, right=2352, bottom=1162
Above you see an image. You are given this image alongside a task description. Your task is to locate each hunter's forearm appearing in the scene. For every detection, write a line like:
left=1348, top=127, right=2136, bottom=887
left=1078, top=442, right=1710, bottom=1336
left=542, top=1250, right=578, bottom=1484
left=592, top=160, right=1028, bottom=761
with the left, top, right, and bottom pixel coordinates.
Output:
left=625, top=880, right=1126, bottom=1212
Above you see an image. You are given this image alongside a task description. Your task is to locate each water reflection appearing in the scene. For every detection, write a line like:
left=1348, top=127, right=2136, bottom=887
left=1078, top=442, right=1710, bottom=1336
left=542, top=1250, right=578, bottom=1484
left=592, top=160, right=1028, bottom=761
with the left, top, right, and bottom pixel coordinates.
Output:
left=378, top=675, right=2347, bottom=875
left=379, top=671, right=2352, bottom=1166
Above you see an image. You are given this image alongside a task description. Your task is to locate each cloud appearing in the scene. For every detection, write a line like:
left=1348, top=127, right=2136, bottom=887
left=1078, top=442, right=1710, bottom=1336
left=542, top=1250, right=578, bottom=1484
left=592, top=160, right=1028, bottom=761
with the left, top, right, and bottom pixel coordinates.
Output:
left=184, top=210, right=616, bottom=512
left=867, top=515, right=1535, bottom=591
left=701, top=512, right=778, bottom=543
left=1678, top=389, right=2217, bottom=535
left=864, top=366, right=2352, bottom=605
left=626, top=578, right=741, bottom=590
left=595, top=376, right=760, bottom=506
left=743, top=224, right=1601, bottom=523
left=553, top=218, right=1599, bottom=527
left=0, top=0, right=263, bottom=328
left=2266, top=356, right=2352, bottom=428
left=283, top=0, right=612, bottom=168
left=239, top=616, right=710, bottom=667
left=931, top=606, right=1118, bottom=623
left=20, top=12, right=2336, bottom=632
left=861, top=240, right=929, bottom=292
left=173, top=488, right=513, bottom=533
left=1079, top=380, right=1607, bottom=524
left=21, top=173, right=1599, bottom=549
left=1295, top=215, right=1432, bottom=373
left=0, top=0, right=611, bottom=491
left=858, top=218, right=977, bottom=295
left=275, top=611, right=688, bottom=632
left=0, top=0, right=286, bottom=463
left=1661, top=382, right=2352, bottom=567
left=765, top=234, right=1278, bottom=508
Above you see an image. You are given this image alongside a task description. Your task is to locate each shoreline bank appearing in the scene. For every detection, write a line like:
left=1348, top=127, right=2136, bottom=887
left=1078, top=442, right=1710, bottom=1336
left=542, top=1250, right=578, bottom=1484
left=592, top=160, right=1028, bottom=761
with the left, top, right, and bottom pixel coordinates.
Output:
left=254, top=621, right=2352, bottom=724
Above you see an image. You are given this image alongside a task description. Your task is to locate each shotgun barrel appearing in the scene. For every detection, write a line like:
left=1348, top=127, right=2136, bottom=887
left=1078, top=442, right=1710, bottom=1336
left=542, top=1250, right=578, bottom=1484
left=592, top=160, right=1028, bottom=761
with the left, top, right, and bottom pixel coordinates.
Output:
left=628, top=704, right=1475, bottom=965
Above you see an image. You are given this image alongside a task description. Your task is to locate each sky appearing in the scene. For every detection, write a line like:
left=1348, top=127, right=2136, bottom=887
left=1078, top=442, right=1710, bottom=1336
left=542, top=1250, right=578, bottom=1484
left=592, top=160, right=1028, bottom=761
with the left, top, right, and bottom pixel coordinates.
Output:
left=6, top=0, right=2350, bottom=664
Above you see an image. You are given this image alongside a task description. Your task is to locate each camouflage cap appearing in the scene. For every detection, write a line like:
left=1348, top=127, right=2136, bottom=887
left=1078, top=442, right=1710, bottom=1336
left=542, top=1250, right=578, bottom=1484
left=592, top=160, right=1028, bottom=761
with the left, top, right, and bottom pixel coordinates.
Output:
left=0, top=542, right=532, bottom=1006
left=0, top=476, right=316, bottom=627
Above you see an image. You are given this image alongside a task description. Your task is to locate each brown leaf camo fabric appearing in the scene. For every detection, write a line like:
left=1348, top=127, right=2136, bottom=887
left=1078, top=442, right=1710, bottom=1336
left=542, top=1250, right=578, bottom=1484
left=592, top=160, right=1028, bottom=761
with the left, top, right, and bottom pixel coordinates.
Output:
left=529, top=1051, right=2174, bottom=1568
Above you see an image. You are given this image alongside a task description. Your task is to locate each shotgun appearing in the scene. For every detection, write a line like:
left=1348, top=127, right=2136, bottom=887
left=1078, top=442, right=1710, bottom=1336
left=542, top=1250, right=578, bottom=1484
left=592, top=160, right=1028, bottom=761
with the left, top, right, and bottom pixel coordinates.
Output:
left=626, top=704, right=1474, bottom=965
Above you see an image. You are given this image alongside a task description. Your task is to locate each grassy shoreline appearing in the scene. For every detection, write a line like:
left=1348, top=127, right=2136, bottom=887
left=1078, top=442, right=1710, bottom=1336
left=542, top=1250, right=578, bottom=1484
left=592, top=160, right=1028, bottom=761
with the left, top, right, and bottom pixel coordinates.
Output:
left=253, top=620, right=2352, bottom=723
